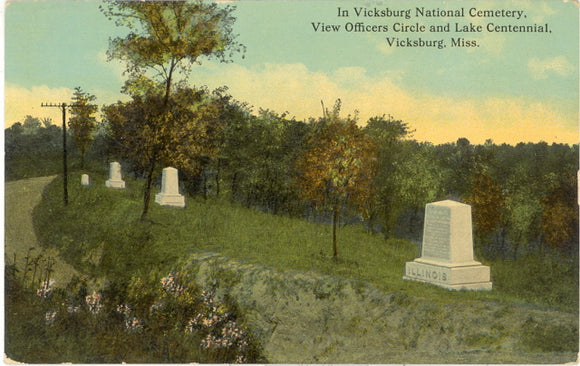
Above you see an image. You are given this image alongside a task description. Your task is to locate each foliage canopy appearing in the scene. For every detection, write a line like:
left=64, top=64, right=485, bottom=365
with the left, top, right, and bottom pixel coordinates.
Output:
left=295, top=100, right=378, bottom=257
left=101, top=0, right=245, bottom=99
left=69, top=87, right=98, bottom=168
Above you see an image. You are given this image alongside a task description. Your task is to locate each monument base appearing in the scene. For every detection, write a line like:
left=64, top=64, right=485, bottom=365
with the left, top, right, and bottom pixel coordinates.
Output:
left=155, top=193, right=185, bottom=208
left=403, top=259, right=492, bottom=291
left=105, top=179, right=126, bottom=189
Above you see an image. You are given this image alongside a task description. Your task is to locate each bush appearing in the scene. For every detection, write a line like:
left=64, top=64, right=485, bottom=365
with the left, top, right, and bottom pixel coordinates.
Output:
left=5, top=266, right=262, bottom=363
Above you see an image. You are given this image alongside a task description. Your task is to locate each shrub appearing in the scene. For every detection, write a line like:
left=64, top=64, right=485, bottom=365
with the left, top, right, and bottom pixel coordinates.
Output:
left=6, top=267, right=262, bottom=363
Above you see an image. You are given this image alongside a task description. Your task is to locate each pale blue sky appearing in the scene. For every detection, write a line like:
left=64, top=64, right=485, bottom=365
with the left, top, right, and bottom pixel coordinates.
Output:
left=5, top=0, right=579, bottom=143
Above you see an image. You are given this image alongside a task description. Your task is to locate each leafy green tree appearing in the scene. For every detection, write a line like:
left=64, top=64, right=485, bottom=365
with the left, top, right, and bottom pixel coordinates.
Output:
left=295, top=100, right=377, bottom=258
left=505, top=192, right=542, bottom=259
left=101, top=0, right=245, bottom=220
left=503, top=163, right=543, bottom=258
left=364, top=115, right=414, bottom=236
left=68, top=87, right=98, bottom=168
left=41, top=117, right=53, bottom=128
left=391, top=142, right=445, bottom=238
left=22, top=115, right=41, bottom=135
left=213, top=108, right=308, bottom=213
left=101, top=0, right=245, bottom=102
left=465, top=172, right=505, bottom=258
left=541, top=170, right=578, bottom=252
left=103, top=85, right=221, bottom=220
left=436, top=138, right=478, bottom=198
left=5, top=118, right=64, bottom=180
left=542, top=198, right=577, bottom=252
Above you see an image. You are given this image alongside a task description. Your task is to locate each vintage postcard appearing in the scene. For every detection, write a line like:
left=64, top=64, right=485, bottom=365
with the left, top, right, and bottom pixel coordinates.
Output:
left=4, top=0, right=579, bottom=363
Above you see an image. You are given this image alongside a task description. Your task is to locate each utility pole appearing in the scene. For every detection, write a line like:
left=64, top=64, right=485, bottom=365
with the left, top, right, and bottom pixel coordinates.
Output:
left=41, top=102, right=70, bottom=205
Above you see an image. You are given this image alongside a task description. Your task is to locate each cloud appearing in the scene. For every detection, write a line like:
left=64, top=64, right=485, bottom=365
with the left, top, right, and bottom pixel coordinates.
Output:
left=528, top=56, right=574, bottom=80
left=477, top=32, right=507, bottom=55
left=7, top=62, right=576, bottom=145
left=193, top=61, right=576, bottom=144
left=4, top=84, right=74, bottom=126
left=193, top=61, right=413, bottom=121
left=4, top=83, right=129, bottom=128
left=410, top=96, right=577, bottom=144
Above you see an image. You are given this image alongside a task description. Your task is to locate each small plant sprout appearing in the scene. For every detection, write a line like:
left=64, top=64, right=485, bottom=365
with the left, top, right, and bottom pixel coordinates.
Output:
left=222, top=321, right=249, bottom=349
left=37, top=279, right=54, bottom=299
left=201, top=290, right=216, bottom=308
left=44, top=310, right=57, bottom=325
left=124, top=316, right=144, bottom=333
left=186, top=312, right=222, bottom=332
left=161, top=272, right=185, bottom=296
left=197, top=321, right=249, bottom=363
left=200, top=334, right=219, bottom=349
left=116, top=304, right=132, bottom=317
left=85, top=292, right=104, bottom=314
left=66, top=303, right=81, bottom=314
left=186, top=289, right=251, bottom=363
left=149, top=301, right=165, bottom=314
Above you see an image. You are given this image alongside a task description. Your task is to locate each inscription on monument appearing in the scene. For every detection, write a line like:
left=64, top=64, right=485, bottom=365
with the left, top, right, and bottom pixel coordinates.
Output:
left=422, top=205, right=450, bottom=260
left=405, top=262, right=448, bottom=283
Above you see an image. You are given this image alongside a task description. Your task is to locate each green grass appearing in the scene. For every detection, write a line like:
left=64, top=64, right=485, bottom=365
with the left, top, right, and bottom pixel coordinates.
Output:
left=32, top=169, right=578, bottom=312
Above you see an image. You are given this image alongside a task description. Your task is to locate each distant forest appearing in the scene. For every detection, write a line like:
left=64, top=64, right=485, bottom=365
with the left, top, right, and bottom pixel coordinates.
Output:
left=6, top=103, right=579, bottom=262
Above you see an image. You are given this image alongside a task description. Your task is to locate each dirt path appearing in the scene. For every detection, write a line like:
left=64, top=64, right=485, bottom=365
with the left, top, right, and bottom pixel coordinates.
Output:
left=5, top=176, right=78, bottom=287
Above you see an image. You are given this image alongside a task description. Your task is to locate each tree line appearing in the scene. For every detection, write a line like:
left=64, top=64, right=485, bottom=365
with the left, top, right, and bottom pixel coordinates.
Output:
left=6, top=93, right=578, bottom=261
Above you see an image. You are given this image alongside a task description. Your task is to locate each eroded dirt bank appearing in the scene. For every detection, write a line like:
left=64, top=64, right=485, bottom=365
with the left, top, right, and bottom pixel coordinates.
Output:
left=184, top=252, right=578, bottom=364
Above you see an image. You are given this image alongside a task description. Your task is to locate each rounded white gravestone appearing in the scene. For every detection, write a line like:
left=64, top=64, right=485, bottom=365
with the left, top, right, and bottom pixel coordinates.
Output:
left=81, top=174, right=90, bottom=186
left=403, top=200, right=492, bottom=290
left=155, top=167, right=185, bottom=208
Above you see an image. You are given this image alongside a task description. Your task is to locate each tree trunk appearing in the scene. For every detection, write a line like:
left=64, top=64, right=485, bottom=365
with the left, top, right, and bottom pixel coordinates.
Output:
left=202, top=170, right=208, bottom=200
left=215, top=158, right=221, bottom=197
left=142, top=64, right=172, bottom=221
left=80, top=149, right=85, bottom=169
left=140, top=160, right=157, bottom=222
left=332, top=205, right=339, bottom=258
left=512, top=240, right=519, bottom=260
left=164, top=60, right=176, bottom=105
left=230, top=171, right=238, bottom=201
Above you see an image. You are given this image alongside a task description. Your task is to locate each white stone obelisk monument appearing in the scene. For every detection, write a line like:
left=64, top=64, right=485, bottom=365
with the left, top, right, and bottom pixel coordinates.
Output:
left=155, top=167, right=185, bottom=208
left=105, top=162, right=126, bottom=189
left=403, top=200, right=492, bottom=290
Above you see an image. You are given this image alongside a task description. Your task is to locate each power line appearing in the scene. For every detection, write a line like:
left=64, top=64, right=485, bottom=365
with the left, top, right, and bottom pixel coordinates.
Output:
left=41, top=103, right=70, bottom=205
left=41, top=102, right=94, bottom=206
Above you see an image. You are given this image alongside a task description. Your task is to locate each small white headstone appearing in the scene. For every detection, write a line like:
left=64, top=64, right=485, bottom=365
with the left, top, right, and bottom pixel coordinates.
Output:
left=403, top=200, right=492, bottom=290
left=81, top=174, right=90, bottom=186
left=105, top=161, right=126, bottom=189
left=155, top=167, right=185, bottom=208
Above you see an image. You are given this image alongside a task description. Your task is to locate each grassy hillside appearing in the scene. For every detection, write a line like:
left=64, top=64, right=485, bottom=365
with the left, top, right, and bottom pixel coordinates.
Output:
left=2, top=169, right=574, bottom=363
left=32, top=169, right=578, bottom=312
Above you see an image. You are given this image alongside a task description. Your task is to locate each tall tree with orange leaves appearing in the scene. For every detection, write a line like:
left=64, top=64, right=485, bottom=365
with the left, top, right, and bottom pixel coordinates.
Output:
left=295, top=100, right=377, bottom=259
